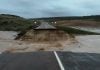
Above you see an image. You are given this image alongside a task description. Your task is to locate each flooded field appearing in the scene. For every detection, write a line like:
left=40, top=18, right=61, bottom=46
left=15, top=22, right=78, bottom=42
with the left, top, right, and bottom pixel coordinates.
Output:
left=0, top=31, right=18, bottom=40
left=71, top=35, right=100, bottom=53
left=70, top=26, right=100, bottom=33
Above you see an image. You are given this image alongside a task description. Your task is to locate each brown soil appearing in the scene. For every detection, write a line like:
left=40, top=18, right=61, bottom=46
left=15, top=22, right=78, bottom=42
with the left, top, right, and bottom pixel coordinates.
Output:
left=17, top=29, right=70, bottom=42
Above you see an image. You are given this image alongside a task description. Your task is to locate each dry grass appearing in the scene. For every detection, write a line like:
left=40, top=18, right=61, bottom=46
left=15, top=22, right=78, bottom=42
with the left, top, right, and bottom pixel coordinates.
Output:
left=56, top=20, right=100, bottom=27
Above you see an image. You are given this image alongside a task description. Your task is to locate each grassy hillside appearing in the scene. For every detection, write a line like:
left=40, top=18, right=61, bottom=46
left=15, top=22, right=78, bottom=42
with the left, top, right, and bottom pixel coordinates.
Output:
left=0, top=14, right=33, bottom=31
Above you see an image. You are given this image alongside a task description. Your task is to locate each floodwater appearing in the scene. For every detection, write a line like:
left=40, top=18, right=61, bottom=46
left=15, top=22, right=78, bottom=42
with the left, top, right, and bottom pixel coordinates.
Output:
left=0, top=31, right=100, bottom=53
left=70, top=26, right=100, bottom=33
left=71, top=35, right=100, bottom=53
left=0, top=31, right=18, bottom=40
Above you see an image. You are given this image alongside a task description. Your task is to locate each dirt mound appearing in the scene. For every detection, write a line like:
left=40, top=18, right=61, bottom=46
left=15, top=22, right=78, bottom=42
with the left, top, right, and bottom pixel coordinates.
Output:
left=16, top=29, right=72, bottom=42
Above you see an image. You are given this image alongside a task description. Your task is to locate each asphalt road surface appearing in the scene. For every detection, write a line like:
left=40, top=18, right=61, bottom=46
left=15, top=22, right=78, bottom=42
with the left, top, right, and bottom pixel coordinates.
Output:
left=58, top=52, right=100, bottom=70
left=0, top=52, right=60, bottom=70
left=0, top=52, right=100, bottom=70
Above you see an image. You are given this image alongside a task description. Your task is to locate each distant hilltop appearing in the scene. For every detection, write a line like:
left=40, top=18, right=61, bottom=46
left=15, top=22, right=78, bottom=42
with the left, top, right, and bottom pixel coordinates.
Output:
left=0, top=14, right=100, bottom=21
left=0, top=14, right=33, bottom=31
left=30, top=15, right=100, bottom=21
left=0, top=14, right=24, bottom=19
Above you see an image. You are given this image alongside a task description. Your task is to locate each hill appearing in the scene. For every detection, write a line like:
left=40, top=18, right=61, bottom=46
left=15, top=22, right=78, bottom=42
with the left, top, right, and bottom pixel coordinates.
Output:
left=0, top=14, right=33, bottom=31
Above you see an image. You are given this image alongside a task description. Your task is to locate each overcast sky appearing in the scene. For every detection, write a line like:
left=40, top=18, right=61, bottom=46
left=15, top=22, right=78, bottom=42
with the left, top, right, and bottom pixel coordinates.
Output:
left=0, top=0, right=100, bottom=18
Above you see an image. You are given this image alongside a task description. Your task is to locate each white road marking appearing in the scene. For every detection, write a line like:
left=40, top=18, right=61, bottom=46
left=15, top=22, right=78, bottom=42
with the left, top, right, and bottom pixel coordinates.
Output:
left=54, top=51, right=65, bottom=70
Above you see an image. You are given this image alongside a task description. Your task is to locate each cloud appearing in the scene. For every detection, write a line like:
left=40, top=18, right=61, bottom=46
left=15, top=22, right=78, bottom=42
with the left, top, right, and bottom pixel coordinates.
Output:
left=0, top=0, right=100, bottom=18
